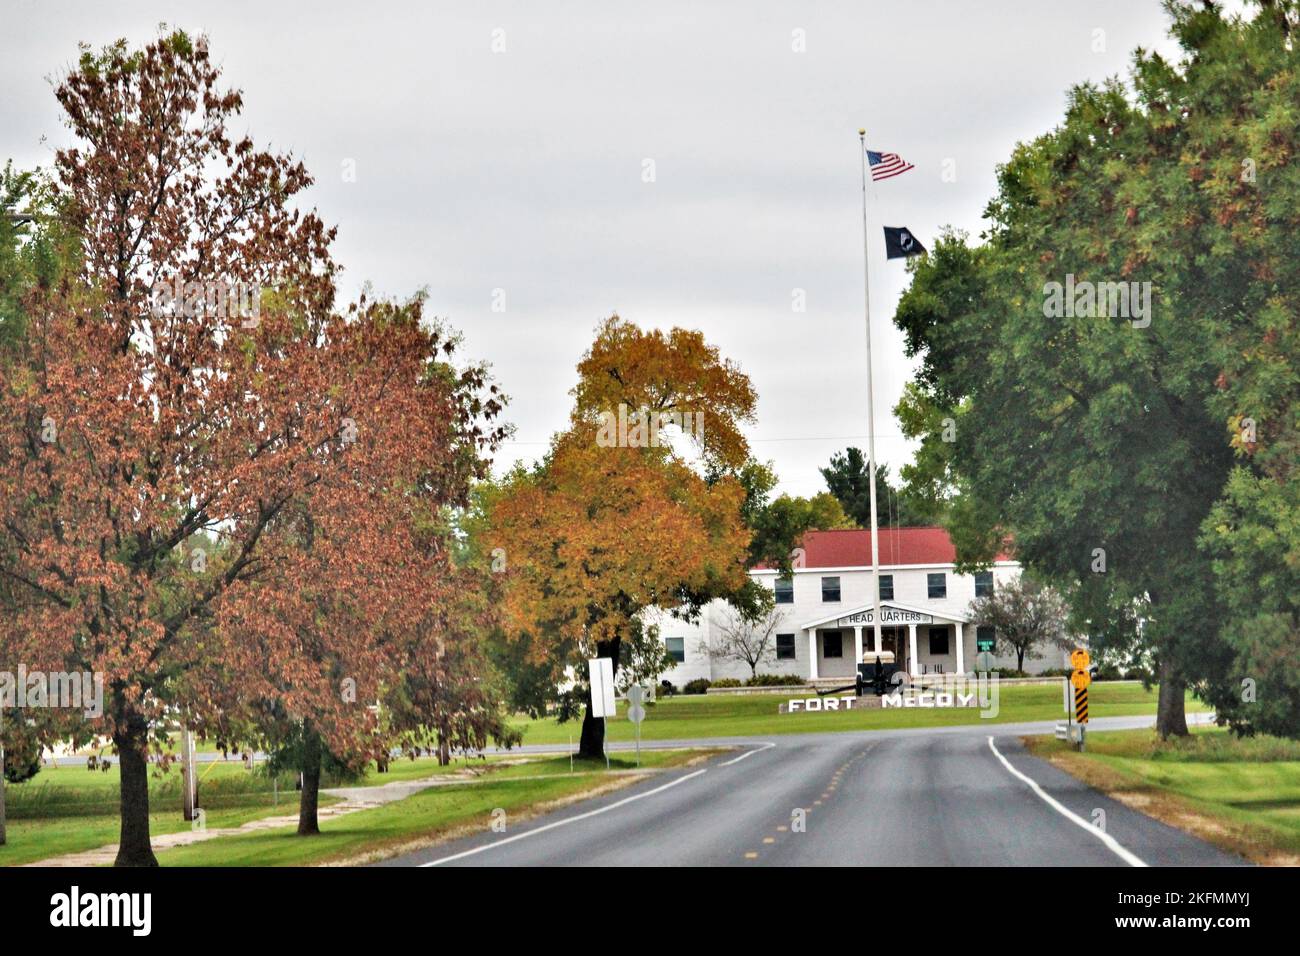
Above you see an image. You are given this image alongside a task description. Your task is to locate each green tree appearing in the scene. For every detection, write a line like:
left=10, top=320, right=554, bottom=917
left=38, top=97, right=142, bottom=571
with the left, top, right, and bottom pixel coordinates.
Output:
left=887, top=1, right=1300, bottom=737
left=1188, top=1, right=1300, bottom=739
left=820, top=448, right=927, bottom=528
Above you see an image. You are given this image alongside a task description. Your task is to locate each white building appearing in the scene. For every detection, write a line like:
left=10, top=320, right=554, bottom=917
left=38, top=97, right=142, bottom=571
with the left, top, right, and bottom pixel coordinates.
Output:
left=651, top=527, right=1032, bottom=687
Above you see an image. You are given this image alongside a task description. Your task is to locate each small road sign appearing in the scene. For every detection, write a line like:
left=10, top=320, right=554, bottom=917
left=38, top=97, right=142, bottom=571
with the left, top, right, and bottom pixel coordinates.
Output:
left=626, top=685, right=646, bottom=724
left=626, top=685, right=648, bottom=766
left=1070, top=648, right=1091, bottom=672
left=1075, top=685, right=1089, bottom=724
left=588, top=657, right=616, bottom=718
left=1071, top=668, right=1091, bottom=691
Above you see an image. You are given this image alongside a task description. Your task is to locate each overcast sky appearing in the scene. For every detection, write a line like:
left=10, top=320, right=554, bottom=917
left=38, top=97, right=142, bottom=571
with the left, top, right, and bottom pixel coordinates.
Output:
left=2, top=1, right=1228, bottom=498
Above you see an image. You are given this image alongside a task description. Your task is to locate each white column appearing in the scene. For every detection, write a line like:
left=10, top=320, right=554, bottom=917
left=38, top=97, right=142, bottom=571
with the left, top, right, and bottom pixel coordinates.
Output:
left=873, top=626, right=883, bottom=654
left=908, top=623, right=920, bottom=677
left=808, top=629, right=819, bottom=680
left=853, top=626, right=864, bottom=665
left=956, top=622, right=966, bottom=675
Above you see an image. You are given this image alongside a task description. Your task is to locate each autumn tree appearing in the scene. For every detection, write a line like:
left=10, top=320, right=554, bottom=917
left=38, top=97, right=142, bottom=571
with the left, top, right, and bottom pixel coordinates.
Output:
left=488, top=317, right=755, bottom=758
left=195, top=296, right=507, bottom=833
left=0, top=33, right=503, bottom=864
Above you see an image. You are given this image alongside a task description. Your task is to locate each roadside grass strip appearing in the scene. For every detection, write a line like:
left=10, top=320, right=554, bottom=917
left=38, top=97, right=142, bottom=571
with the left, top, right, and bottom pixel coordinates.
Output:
left=1024, top=727, right=1300, bottom=865
left=149, top=749, right=709, bottom=867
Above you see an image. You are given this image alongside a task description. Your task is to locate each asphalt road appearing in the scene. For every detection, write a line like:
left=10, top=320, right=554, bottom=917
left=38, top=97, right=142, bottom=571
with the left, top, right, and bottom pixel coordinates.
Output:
left=381, top=714, right=1243, bottom=867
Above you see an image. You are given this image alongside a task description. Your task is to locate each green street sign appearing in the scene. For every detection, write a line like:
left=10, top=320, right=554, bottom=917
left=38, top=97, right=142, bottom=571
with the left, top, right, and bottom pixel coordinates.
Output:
left=976, top=637, right=995, bottom=652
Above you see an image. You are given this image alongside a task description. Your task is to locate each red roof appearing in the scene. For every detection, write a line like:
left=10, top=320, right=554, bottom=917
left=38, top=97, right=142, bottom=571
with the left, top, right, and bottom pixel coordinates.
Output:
left=757, top=527, right=1013, bottom=570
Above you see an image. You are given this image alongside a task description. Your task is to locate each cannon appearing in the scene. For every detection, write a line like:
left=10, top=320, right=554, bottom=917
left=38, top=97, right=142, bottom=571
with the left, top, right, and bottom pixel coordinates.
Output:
left=855, top=649, right=900, bottom=696
left=815, top=650, right=901, bottom=698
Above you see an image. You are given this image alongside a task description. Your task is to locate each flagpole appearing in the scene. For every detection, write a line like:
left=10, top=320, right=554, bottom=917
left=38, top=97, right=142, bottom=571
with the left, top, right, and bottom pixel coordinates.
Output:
left=858, top=129, right=883, bottom=674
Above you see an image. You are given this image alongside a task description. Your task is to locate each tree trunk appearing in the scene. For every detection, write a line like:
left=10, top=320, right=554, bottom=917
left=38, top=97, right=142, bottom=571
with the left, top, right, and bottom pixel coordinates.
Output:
left=1156, top=658, right=1188, bottom=739
left=1016, top=646, right=1025, bottom=672
left=437, top=736, right=450, bottom=766
left=297, top=722, right=322, bottom=835
left=113, top=711, right=158, bottom=867
left=577, top=637, right=620, bottom=760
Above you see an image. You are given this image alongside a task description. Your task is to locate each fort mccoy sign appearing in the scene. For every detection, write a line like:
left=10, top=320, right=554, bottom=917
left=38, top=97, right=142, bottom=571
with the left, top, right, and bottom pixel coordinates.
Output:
left=836, top=605, right=933, bottom=627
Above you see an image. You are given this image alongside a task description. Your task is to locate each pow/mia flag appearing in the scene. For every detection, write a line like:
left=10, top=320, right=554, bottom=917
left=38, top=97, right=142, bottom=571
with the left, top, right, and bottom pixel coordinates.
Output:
left=883, top=226, right=925, bottom=259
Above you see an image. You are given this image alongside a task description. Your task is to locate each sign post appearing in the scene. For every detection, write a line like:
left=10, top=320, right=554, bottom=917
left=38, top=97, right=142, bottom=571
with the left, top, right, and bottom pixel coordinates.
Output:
left=588, top=657, right=616, bottom=770
left=627, top=685, right=647, bottom=767
left=1070, top=648, right=1091, bottom=751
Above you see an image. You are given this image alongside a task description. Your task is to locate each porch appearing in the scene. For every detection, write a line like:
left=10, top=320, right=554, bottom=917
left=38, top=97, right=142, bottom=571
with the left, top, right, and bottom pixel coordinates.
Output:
left=800, top=602, right=972, bottom=680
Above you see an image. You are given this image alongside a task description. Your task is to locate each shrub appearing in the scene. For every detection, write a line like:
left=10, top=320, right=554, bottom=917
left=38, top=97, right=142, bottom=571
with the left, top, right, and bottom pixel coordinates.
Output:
left=745, top=673, right=805, bottom=687
left=682, top=678, right=711, bottom=695
left=710, top=678, right=743, bottom=688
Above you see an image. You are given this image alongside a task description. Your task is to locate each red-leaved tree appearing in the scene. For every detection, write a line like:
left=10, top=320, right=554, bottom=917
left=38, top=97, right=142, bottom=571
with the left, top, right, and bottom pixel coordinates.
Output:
left=0, top=33, right=504, bottom=864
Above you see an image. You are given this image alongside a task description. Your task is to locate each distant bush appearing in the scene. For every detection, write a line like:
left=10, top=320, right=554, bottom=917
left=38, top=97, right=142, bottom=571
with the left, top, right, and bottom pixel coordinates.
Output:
left=711, top=678, right=743, bottom=688
left=746, top=673, right=805, bottom=687
left=682, top=678, right=711, bottom=695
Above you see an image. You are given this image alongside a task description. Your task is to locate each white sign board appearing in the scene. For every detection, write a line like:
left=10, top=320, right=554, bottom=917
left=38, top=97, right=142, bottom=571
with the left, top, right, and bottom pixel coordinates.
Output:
left=588, top=657, right=616, bottom=718
left=837, top=605, right=933, bottom=627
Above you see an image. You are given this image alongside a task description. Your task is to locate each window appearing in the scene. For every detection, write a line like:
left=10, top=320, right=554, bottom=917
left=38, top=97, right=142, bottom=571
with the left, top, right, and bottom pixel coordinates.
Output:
left=928, top=627, right=950, bottom=655
left=975, top=571, right=994, bottom=598
left=776, top=633, right=796, bottom=660
left=821, top=576, right=841, bottom=602
left=976, top=626, right=996, bottom=653
left=774, top=577, right=794, bottom=604
left=665, top=637, right=685, bottom=663
left=822, top=631, right=843, bottom=658
left=927, top=572, right=947, bottom=599
left=879, top=574, right=894, bottom=601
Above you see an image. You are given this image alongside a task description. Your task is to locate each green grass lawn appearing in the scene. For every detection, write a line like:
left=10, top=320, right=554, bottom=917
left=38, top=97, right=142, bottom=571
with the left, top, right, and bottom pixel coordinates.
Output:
left=509, top=681, right=1206, bottom=744
left=1026, top=726, right=1300, bottom=864
left=1, top=748, right=706, bottom=867
left=0, top=759, right=339, bottom=866
left=152, top=749, right=707, bottom=866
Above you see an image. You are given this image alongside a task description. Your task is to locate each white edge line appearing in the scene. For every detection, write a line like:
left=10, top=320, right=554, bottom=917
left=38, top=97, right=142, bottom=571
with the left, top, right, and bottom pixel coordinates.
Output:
left=987, top=736, right=1147, bottom=868
left=720, top=742, right=775, bottom=766
left=419, top=768, right=708, bottom=866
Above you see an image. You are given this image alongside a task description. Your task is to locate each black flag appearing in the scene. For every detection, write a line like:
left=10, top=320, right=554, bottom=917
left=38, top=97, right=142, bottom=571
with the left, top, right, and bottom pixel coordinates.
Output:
left=883, top=226, right=925, bottom=259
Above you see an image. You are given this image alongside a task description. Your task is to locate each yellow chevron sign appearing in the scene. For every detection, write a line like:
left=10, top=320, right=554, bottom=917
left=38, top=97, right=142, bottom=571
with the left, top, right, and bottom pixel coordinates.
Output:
left=1074, top=686, right=1089, bottom=724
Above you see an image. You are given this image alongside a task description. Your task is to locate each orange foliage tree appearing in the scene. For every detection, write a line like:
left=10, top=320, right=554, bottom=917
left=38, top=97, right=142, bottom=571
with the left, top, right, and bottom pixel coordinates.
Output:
left=488, top=317, right=756, bottom=757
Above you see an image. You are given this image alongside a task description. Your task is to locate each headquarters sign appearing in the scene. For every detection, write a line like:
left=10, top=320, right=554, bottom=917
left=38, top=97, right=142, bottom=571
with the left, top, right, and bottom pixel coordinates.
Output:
left=837, top=605, right=933, bottom=628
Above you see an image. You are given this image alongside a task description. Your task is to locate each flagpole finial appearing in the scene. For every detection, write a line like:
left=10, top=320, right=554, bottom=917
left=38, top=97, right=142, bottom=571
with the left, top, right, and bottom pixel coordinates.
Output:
left=858, top=128, right=865, bottom=136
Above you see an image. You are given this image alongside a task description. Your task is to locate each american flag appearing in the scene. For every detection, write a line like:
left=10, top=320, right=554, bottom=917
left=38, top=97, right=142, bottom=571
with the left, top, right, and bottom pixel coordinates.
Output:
left=867, top=149, right=914, bottom=181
